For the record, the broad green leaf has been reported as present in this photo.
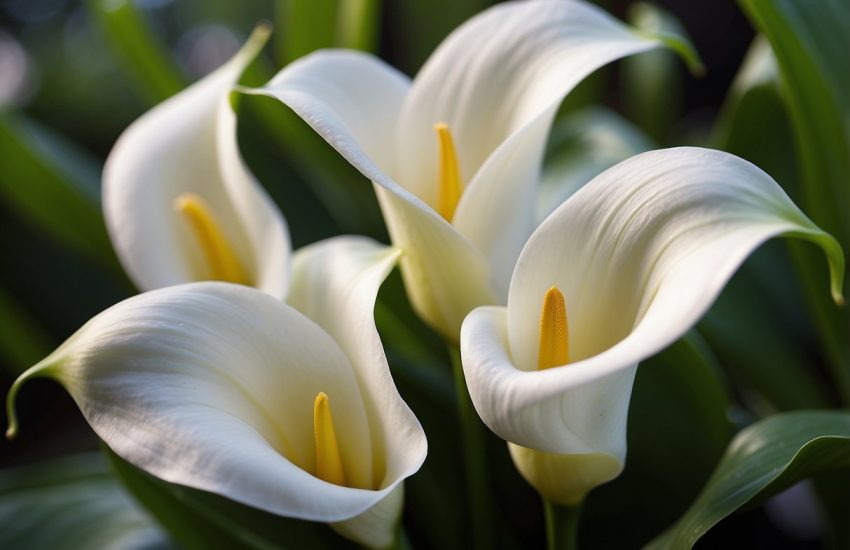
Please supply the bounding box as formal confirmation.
[87,0,187,105]
[714,36,798,199]
[700,244,833,412]
[648,411,850,549]
[337,0,383,53]
[0,453,173,550]
[710,36,838,411]
[0,113,118,270]
[106,447,358,550]
[738,0,850,403]
[276,0,337,64]
[581,332,735,547]
[738,0,850,244]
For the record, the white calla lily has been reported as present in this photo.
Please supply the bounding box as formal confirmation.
[7,237,426,549]
[244,0,678,340]
[103,25,291,298]
[461,147,844,504]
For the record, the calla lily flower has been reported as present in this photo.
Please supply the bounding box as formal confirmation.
[7,237,426,549]
[103,25,291,298]
[460,147,844,505]
[244,0,688,340]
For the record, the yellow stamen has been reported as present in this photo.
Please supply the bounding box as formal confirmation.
[173,193,249,284]
[434,122,462,222]
[313,392,346,486]
[538,286,569,370]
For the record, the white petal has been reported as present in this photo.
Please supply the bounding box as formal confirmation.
[288,236,427,491]
[103,27,290,298]
[246,52,496,339]
[375,187,495,340]
[463,147,843,458]
[398,0,661,293]
[7,283,411,523]
[461,306,635,462]
[245,50,410,190]
[330,484,405,550]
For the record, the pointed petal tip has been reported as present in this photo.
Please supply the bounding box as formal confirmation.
[5,373,26,441]
[5,361,54,441]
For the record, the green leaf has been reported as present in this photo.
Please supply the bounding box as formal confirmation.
[336,0,383,53]
[275,0,337,64]
[87,0,187,105]
[647,411,850,549]
[699,243,834,412]
[0,453,173,550]
[0,113,118,270]
[714,36,798,198]
[738,0,850,245]
[621,2,690,142]
[106,447,357,550]
[582,332,735,547]
[737,0,850,404]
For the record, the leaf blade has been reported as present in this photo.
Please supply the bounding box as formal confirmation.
[648,411,850,549]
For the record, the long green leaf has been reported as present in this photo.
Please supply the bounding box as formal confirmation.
[581,332,735,547]
[738,0,850,244]
[106,447,357,550]
[87,0,186,105]
[337,0,383,52]
[0,113,118,270]
[275,0,337,64]
[0,453,173,550]
[738,0,850,403]
[647,411,850,549]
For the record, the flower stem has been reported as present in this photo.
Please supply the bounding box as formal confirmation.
[389,524,412,550]
[448,345,494,550]
[544,498,582,550]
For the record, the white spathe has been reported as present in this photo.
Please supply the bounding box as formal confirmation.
[461,147,844,501]
[244,0,668,340]
[103,25,290,298]
[7,237,426,549]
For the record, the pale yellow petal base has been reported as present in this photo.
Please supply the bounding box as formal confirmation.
[508,442,622,506]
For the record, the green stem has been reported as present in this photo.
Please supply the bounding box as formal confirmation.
[448,345,494,550]
[544,499,582,550]
[788,241,850,405]
[388,524,412,550]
